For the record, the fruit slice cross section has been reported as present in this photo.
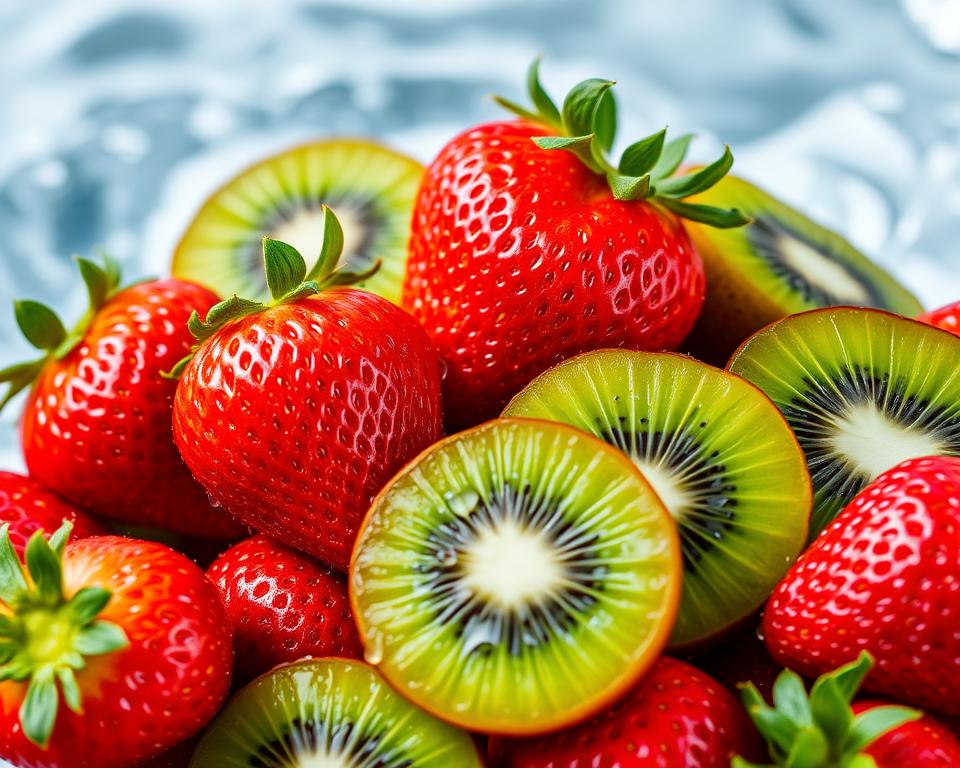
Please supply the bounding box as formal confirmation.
[503,349,811,647]
[190,658,482,767]
[349,418,681,735]
[728,306,960,537]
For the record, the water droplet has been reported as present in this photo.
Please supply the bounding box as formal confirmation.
[205,491,222,509]
[438,358,449,381]
[446,489,480,517]
[364,630,384,665]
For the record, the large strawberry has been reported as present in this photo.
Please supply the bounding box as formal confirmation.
[0,257,243,539]
[173,208,443,570]
[490,656,761,767]
[918,300,960,337]
[736,653,958,767]
[0,471,105,556]
[762,456,960,715]
[207,534,362,683]
[0,524,233,767]
[403,60,747,427]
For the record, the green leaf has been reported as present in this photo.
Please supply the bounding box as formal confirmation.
[305,206,345,283]
[527,57,561,126]
[654,145,735,199]
[0,525,28,605]
[651,133,694,180]
[832,652,874,703]
[95,249,123,292]
[189,296,264,344]
[657,198,752,228]
[592,89,617,152]
[740,682,767,713]
[74,621,128,656]
[263,238,307,301]
[75,256,110,311]
[751,708,799,754]
[772,669,812,726]
[161,353,194,380]
[55,667,82,714]
[67,587,112,625]
[533,134,595,151]
[47,521,72,560]
[785,727,830,768]
[24,532,62,605]
[491,95,543,125]
[810,676,853,745]
[14,300,66,352]
[20,671,58,747]
[561,78,614,139]
[607,173,651,201]
[0,358,46,412]
[842,705,921,755]
[321,260,382,290]
[279,281,322,304]
[618,129,667,176]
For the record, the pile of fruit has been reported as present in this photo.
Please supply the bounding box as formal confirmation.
[1,62,959,767]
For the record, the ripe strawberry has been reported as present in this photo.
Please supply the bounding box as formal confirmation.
[853,700,960,766]
[173,209,443,570]
[0,471,105,556]
[490,657,761,767]
[762,456,960,715]
[918,301,960,337]
[0,524,233,767]
[403,60,747,427]
[0,257,244,539]
[207,534,362,682]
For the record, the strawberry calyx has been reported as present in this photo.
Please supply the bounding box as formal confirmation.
[734,652,920,768]
[165,206,379,378]
[0,255,124,411]
[494,58,750,229]
[0,522,128,748]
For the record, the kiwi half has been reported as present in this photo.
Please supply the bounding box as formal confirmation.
[172,139,423,304]
[190,658,482,767]
[729,307,960,537]
[503,349,810,648]
[681,175,922,364]
[350,418,680,735]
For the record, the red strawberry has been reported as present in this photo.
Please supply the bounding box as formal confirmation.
[853,700,960,766]
[490,657,761,767]
[0,471,105,556]
[0,257,244,539]
[207,534,362,682]
[762,455,960,715]
[0,524,233,767]
[403,60,747,428]
[918,301,960,337]
[173,210,443,570]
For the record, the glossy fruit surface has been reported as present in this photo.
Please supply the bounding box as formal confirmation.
[854,700,960,767]
[918,300,960,337]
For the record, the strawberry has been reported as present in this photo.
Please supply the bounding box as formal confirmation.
[762,455,960,715]
[918,300,960,337]
[402,60,747,427]
[0,471,105,556]
[736,653,952,767]
[173,209,443,570]
[490,657,761,767]
[0,524,233,767]
[0,257,244,539]
[207,534,362,683]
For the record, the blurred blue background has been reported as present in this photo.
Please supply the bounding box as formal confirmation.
[1,0,959,471]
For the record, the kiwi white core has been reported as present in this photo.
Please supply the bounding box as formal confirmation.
[828,401,947,479]
[779,233,870,303]
[268,204,364,271]
[298,753,350,768]
[632,458,695,521]
[460,519,564,609]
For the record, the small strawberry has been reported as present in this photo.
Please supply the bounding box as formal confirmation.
[0,524,233,767]
[403,59,747,428]
[490,657,761,767]
[173,208,443,570]
[0,470,105,556]
[762,455,960,715]
[207,534,362,683]
[736,653,956,767]
[918,301,960,337]
[0,257,244,539]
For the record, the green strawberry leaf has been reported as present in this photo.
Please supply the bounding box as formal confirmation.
[527,57,561,127]
[24,532,62,606]
[773,669,812,726]
[651,133,694,180]
[55,667,82,714]
[75,256,111,311]
[21,671,58,748]
[657,198,752,228]
[561,78,614,139]
[305,206,345,283]
[14,300,66,352]
[618,129,667,177]
[654,145,735,198]
[592,89,617,153]
[842,706,921,756]
[264,237,307,301]
[607,173,651,201]
[67,587,112,625]
[74,620,129,656]
[491,95,543,125]
[0,525,28,605]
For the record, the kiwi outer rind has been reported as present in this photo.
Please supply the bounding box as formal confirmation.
[728,306,960,537]
[349,417,682,736]
[503,349,811,648]
[172,138,424,305]
[681,174,923,365]
[190,657,483,767]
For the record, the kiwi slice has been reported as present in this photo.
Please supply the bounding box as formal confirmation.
[728,307,960,537]
[350,418,680,735]
[503,349,810,648]
[190,658,482,767]
[681,175,922,364]
[172,140,423,304]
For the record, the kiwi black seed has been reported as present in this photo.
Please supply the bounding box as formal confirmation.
[190,658,482,767]
[172,139,423,304]
[681,174,922,364]
[349,418,680,735]
[503,349,811,648]
[729,306,960,538]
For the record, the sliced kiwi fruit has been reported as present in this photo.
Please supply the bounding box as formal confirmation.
[172,139,423,304]
[728,307,960,537]
[350,418,680,735]
[680,174,922,364]
[503,349,810,648]
[190,658,482,767]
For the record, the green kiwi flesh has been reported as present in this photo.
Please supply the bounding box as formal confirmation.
[172,139,423,304]
[729,307,960,537]
[503,349,811,648]
[682,175,922,364]
[190,658,482,767]
[350,418,680,735]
